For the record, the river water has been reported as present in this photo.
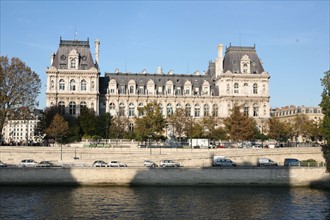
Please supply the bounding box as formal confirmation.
[0,186,329,220]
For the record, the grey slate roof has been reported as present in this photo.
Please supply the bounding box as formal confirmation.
[102,72,219,96]
[223,45,264,74]
[51,38,96,70]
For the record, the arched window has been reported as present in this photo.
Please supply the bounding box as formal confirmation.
[81,80,87,91]
[159,104,163,115]
[242,63,248,73]
[194,104,200,117]
[59,79,65,91]
[138,103,144,117]
[204,104,209,117]
[212,104,218,117]
[109,102,115,110]
[185,104,191,117]
[253,104,259,117]
[128,103,135,117]
[119,103,125,116]
[69,101,76,115]
[176,103,181,110]
[129,123,134,132]
[244,104,249,116]
[167,103,173,116]
[243,83,249,94]
[234,83,239,94]
[70,79,76,91]
[70,58,77,69]
[80,101,87,108]
[58,101,65,114]
[253,83,258,94]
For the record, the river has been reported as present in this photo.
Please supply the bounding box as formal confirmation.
[0,186,329,219]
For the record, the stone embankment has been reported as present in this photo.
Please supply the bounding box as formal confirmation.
[0,146,329,188]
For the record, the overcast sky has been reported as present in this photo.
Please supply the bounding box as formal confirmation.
[1,1,329,109]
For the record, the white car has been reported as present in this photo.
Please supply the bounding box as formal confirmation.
[92,160,108,167]
[160,160,180,167]
[108,160,127,167]
[144,160,158,167]
[20,159,38,167]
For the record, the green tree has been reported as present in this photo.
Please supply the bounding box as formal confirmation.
[320,70,330,171]
[134,101,166,142]
[223,106,257,142]
[78,107,97,136]
[0,56,41,133]
[109,116,130,140]
[201,116,227,141]
[45,113,69,143]
[167,108,187,142]
[267,117,292,143]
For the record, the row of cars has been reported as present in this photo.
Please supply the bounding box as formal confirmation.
[93,160,181,168]
[0,159,60,168]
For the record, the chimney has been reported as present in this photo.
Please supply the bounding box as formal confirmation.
[215,43,223,77]
[50,53,55,66]
[157,66,162,74]
[95,39,100,65]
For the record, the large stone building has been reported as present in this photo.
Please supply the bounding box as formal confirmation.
[46,38,270,133]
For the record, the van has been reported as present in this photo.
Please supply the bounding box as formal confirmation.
[257,158,278,167]
[213,158,236,167]
[284,158,300,167]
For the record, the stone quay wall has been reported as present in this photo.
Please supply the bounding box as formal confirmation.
[1,167,329,188]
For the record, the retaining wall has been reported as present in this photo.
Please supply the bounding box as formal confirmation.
[0,167,329,188]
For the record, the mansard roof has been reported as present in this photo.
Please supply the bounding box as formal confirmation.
[51,37,96,70]
[223,45,264,74]
[103,72,219,95]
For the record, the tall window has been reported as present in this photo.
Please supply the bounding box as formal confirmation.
[242,63,248,73]
[129,86,134,94]
[212,104,218,117]
[204,104,209,117]
[138,103,144,117]
[119,85,125,94]
[185,104,191,116]
[59,79,65,91]
[253,83,258,94]
[119,103,125,116]
[226,84,230,94]
[167,104,173,116]
[81,80,87,91]
[128,103,135,117]
[234,83,239,94]
[59,101,65,114]
[244,105,249,116]
[194,104,200,117]
[69,101,76,115]
[70,79,76,91]
[253,104,259,117]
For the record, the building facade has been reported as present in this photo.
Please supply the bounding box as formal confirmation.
[271,105,324,143]
[46,38,270,133]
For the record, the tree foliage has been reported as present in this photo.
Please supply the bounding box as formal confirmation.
[223,106,257,142]
[201,116,227,141]
[0,56,41,134]
[168,108,188,141]
[45,113,69,142]
[134,101,166,141]
[109,116,130,139]
[78,107,97,136]
[267,117,292,142]
[320,70,330,171]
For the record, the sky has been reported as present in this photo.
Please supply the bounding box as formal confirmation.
[1,0,329,109]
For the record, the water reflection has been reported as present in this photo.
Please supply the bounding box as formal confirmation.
[0,186,329,219]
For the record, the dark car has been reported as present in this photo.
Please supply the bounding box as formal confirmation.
[284,158,300,167]
[37,161,56,167]
[213,158,236,167]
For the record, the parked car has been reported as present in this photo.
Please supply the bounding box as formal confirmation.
[284,158,300,167]
[108,161,127,167]
[144,160,158,167]
[20,159,38,167]
[213,158,236,167]
[0,160,7,167]
[92,160,108,167]
[257,158,278,167]
[37,161,56,167]
[160,160,180,167]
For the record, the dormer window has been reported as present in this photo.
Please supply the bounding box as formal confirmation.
[240,55,251,74]
[68,49,79,70]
